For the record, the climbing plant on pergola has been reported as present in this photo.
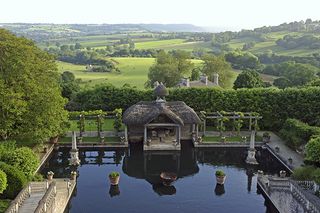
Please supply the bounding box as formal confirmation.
[199,111,262,136]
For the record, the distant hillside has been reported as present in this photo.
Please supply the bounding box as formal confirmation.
[0,23,205,42]
[140,24,205,32]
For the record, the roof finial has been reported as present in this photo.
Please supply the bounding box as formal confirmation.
[154,82,168,102]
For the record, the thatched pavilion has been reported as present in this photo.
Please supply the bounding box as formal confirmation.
[122,83,201,150]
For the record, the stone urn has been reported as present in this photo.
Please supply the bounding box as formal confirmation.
[280,170,286,178]
[160,172,177,186]
[70,171,77,180]
[109,172,120,185]
[262,132,271,143]
[100,136,105,143]
[215,170,226,185]
[288,158,293,164]
[47,171,54,181]
[49,136,59,144]
[221,136,226,143]
[275,146,280,153]
[43,147,48,153]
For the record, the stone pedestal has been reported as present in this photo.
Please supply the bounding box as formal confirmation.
[246,148,258,164]
[70,131,80,166]
[246,131,258,165]
[70,149,80,166]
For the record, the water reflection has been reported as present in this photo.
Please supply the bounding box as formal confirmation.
[214,184,225,196]
[41,146,289,213]
[109,185,120,197]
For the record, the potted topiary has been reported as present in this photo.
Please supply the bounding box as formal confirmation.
[263,132,271,143]
[47,171,54,181]
[215,170,226,185]
[109,172,120,185]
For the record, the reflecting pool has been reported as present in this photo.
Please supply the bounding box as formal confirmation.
[41,144,287,213]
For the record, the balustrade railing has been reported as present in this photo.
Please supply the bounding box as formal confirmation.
[34,182,57,213]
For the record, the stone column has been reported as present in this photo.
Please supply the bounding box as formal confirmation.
[144,126,147,144]
[70,131,80,166]
[124,126,128,143]
[246,131,258,165]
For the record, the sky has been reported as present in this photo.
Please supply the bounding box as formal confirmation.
[1,0,320,30]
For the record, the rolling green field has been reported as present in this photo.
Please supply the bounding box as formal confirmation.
[57,57,238,89]
[58,57,154,89]
[226,31,320,56]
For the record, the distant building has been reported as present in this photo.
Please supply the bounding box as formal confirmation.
[86,64,93,71]
[177,74,219,88]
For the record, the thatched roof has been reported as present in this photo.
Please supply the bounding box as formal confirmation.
[123,101,201,126]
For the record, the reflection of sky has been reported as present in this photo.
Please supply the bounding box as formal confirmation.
[70,163,264,213]
[40,148,287,213]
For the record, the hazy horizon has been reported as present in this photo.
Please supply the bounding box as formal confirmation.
[1,0,320,31]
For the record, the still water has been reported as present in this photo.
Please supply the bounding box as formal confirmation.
[41,144,287,213]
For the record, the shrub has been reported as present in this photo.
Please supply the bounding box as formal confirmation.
[109,172,120,178]
[1,147,39,178]
[31,173,44,182]
[0,162,27,199]
[0,169,7,194]
[0,141,16,157]
[292,166,320,184]
[312,168,320,184]
[306,137,320,164]
[279,119,320,148]
[215,170,225,176]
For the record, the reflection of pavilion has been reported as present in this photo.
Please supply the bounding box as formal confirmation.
[123,149,199,195]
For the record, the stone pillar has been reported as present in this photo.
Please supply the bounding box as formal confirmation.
[213,73,219,86]
[124,126,128,143]
[144,126,147,144]
[246,131,258,165]
[70,131,80,166]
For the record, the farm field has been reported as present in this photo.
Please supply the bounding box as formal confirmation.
[225,31,320,56]
[57,57,238,89]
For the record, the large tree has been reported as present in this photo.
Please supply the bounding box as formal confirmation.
[0,29,68,142]
[201,54,233,88]
[233,70,264,89]
[146,50,194,87]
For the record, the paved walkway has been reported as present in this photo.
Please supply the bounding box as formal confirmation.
[257,131,305,170]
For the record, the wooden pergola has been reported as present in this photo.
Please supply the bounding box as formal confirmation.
[199,111,262,135]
